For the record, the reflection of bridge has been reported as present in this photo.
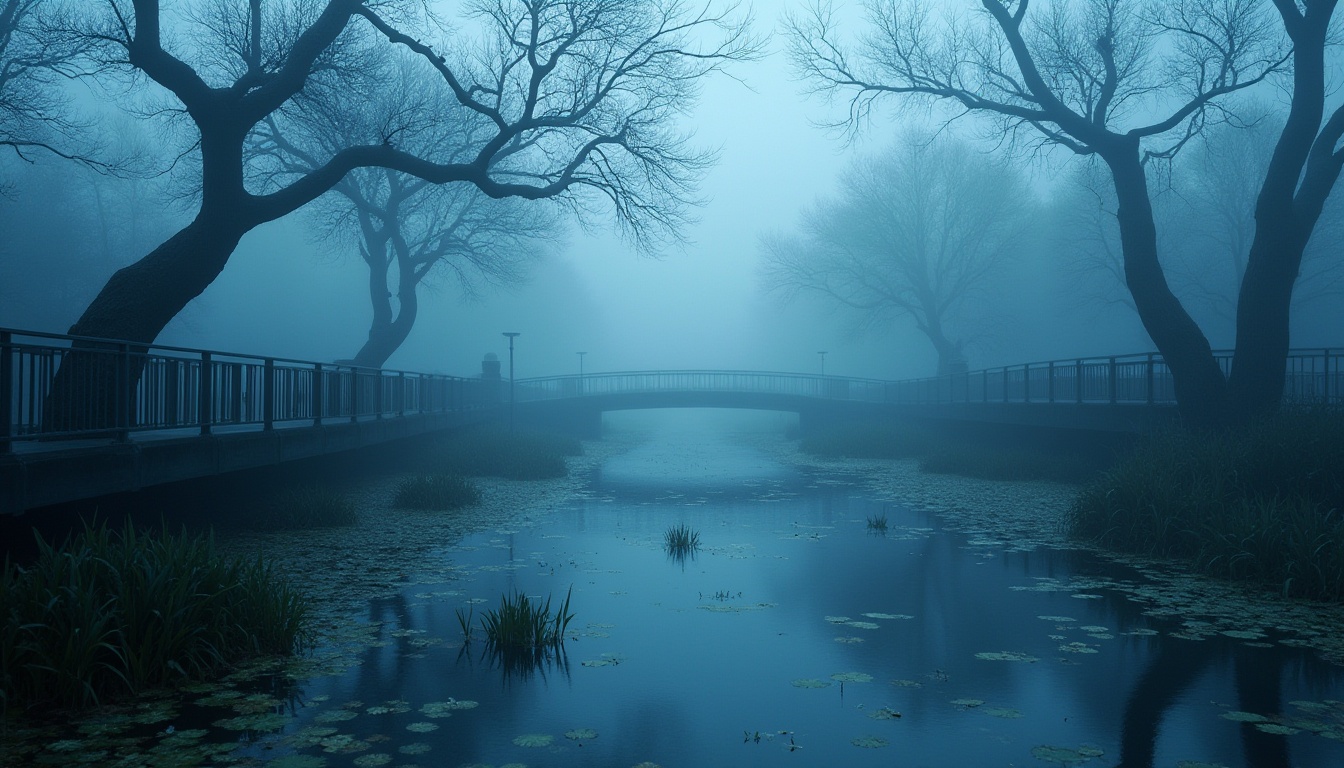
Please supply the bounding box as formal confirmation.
[2,326,1340,513]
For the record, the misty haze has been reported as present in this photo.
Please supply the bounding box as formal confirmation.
[2,1,1344,767]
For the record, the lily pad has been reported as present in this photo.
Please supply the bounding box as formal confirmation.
[268,757,329,768]
[1220,711,1269,723]
[398,743,432,755]
[845,621,881,630]
[831,672,874,683]
[405,722,439,733]
[791,678,832,689]
[1030,744,1104,764]
[1253,723,1299,735]
[420,700,478,717]
[975,651,1039,662]
[212,712,290,731]
[862,612,913,620]
[513,733,554,747]
[951,698,984,708]
[870,707,902,719]
[314,709,359,724]
[352,755,392,768]
[565,728,598,740]
[852,736,889,748]
[984,707,1024,718]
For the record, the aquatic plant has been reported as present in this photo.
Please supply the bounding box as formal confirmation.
[664,524,701,556]
[1068,406,1344,601]
[393,474,480,510]
[431,428,580,480]
[260,485,358,529]
[464,587,574,651]
[1,521,309,712]
[866,513,888,533]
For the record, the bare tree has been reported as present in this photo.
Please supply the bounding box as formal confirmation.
[0,0,108,175]
[786,0,1344,428]
[760,134,1030,375]
[258,53,561,369]
[48,0,756,428]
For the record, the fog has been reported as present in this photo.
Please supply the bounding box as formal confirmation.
[1,0,1340,382]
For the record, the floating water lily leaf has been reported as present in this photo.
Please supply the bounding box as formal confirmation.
[266,756,328,768]
[313,709,359,724]
[1253,723,1299,735]
[852,736,889,748]
[870,707,902,720]
[824,616,851,624]
[406,722,439,733]
[984,707,1024,719]
[1125,628,1160,636]
[845,621,881,630]
[513,733,554,747]
[834,636,865,644]
[951,699,984,708]
[1030,744,1104,764]
[1037,616,1076,623]
[890,679,923,688]
[831,672,874,683]
[398,743,432,755]
[975,651,1039,662]
[352,755,392,768]
[212,712,291,731]
[1221,630,1266,640]
[320,734,370,754]
[420,700,478,717]
[791,679,832,689]
[1220,711,1269,723]
[1070,594,1104,600]
[862,613,913,620]
[565,728,598,740]
[1058,642,1099,654]
[582,653,625,667]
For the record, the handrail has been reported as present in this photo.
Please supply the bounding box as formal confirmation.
[1,327,495,450]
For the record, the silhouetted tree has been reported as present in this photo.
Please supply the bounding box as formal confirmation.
[47,0,755,429]
[760,134,1030,375]
[258,54,561,369]
[788,0,1341,428]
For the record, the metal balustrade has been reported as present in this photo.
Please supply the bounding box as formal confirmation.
[514,350,1341,408]
[3,325,1340,454]
[1,327,489,451]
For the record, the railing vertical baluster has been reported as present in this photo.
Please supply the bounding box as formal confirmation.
[1325,349,1333,403]
[1048,361,1055,403]
[1146,354,1155,406]
[229,363,243,423]
[1075,359,1083,404]
[263,358,275,431]
[116,343,132,442]
[199,351,212,435]
[349,369,359,423]
[312,363,323,425]
[1108,357,1118,404]
[398,371,406,416]
[1023,363,1031,403]
[0,331,12,453]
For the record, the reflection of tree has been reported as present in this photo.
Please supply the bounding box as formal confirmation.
[1118,638,1214,767]
[1234,653,1290,768]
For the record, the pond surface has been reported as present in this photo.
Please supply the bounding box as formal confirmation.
[14,413,1344,767]
[229,414,1343,768]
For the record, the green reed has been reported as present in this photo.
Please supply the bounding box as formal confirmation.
[394,474,481,510]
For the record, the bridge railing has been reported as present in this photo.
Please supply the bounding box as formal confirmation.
[1,327,493,450]
[515,349,1341,408]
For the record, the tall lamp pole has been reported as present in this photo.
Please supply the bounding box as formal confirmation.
[577,352,587,395]
[818,351,827,377]
[503,332,520,432]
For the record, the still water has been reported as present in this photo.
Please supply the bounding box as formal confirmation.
[228,414,1344,768]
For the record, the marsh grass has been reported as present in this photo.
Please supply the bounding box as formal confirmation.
[801,421,1105,482]
[1,521,309,713]
[1068,407,1344,601]
[431,428,581,480]
[866,513,889,533]
[458,587,574,652]
[664,524,701,560]
[258,485,358,530]
[394,474,480,510]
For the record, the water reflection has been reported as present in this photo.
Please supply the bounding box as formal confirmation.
[265,417,1343,767]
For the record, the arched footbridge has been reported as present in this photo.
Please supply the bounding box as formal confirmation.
[2,326,1340,513]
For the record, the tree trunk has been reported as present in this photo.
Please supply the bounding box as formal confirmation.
[1105,148,1229,429]
[351,248,421,370]
[43,212,248,432]
[1226,222,1304,422]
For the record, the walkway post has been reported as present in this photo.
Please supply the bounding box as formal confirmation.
[263,358,275,431]
[198,351,212,436]
[1,330,11,453]
[578,351,586,396]
[504,332,520,432]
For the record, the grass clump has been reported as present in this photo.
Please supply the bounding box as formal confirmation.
[1,521,309,713]
[259,485,358,530]
[433,428,581,480]
[866,513,889,533]
[1068,407,1344,601]
[394,474,480,510]
[458,586,574,651]
[664,523,700,553]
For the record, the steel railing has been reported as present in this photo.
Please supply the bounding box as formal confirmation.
[1,327,496,451]
[514,350,1341,408]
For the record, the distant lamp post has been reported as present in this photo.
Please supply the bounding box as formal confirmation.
[577,352,587,395]
[503,332,520,432]
[818,351,828,377]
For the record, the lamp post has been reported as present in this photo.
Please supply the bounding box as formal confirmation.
[818,351,827,377]
[577,351,586,395]
[503,332,520,432]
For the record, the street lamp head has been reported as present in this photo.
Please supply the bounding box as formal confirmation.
[503,332,520,339]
